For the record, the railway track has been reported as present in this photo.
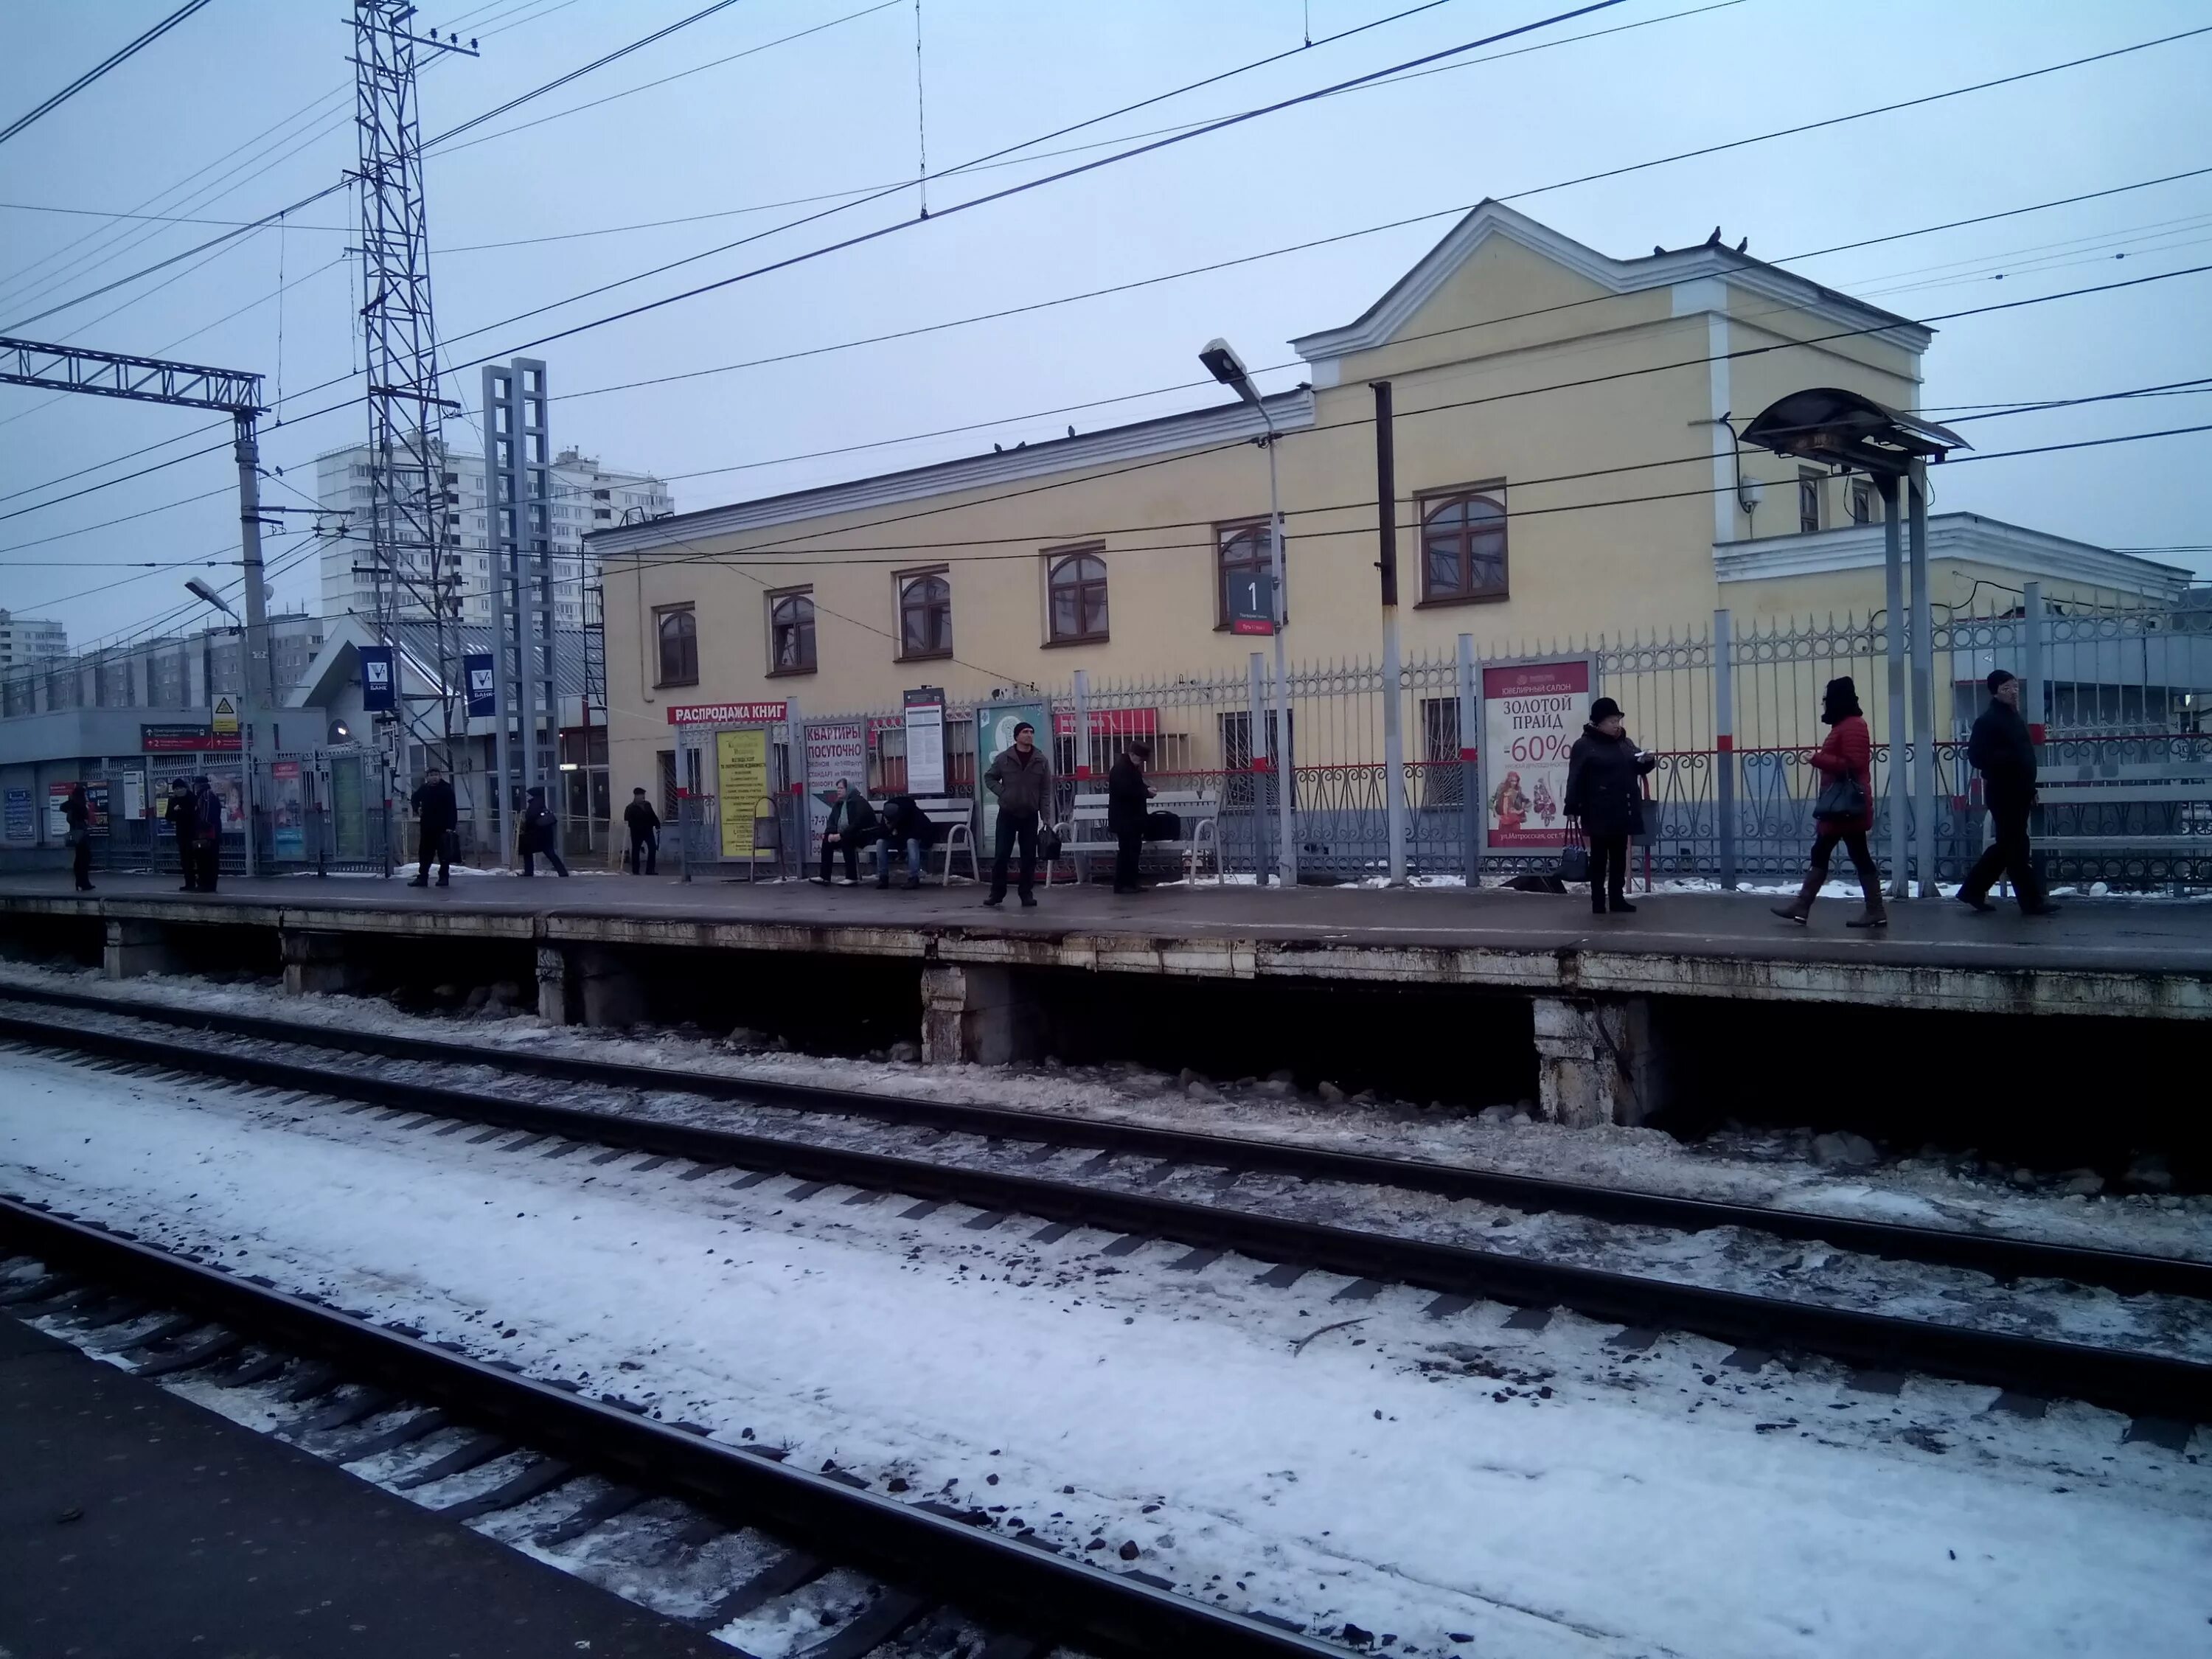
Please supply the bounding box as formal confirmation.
[4,991,2208,1426]
[0,1200,1343,1658]
[7,978,2205,1301]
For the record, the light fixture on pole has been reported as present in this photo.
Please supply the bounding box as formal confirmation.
[1740,389,1967,900]
[1201,336,1295,888]
[185,577,237,619]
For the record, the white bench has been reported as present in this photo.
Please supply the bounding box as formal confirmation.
[904,795,978,885]
[2029,762,2212,863]
[1050,790,1221,886]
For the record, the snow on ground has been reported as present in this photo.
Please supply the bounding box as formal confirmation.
[4,1052,2207,1658]
[2,959,2202,1267]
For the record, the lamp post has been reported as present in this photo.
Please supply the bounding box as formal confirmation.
[1200,337,1295,888]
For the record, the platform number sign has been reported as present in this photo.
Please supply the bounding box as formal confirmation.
[1228,568,1274,636]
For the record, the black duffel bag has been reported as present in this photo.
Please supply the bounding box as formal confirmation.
[1143,810,1180,841]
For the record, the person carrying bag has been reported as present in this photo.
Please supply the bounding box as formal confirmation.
[1772,676,1885,929]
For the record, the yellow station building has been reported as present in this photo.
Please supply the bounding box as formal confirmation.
[596,202,2189,797]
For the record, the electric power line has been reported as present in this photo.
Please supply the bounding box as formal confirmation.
[0,0,218,147]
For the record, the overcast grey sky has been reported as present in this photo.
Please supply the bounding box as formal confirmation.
[3,0,2207,650]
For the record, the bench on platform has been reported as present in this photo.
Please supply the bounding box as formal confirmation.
[2031,762,2212,863]
[1049,790,1221,886]
[905,796,978,885]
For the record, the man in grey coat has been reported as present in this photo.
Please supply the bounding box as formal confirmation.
[982,721,1051,908]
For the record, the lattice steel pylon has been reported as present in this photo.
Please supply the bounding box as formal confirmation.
[351,3,471,669]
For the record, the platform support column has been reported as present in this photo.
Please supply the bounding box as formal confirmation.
[280,929,369,997]
[1531,994,1660,1127]
[920,962,1038,1065]
[575,947,646,1029]
[535,945,571,1025]
[103,919,174,981]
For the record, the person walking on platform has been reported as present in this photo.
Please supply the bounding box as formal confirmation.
[875,793,932,889]
[1773,677,1886,929]
[62,782,94,892]
[1563,698,1655,915]
[1959,668,2058,917]
[1107,740,1155,894]
[983,721,1050,908]
[624,787,661,875]
[165,777,196,890]
[816,779,877,886]
[408,765,457,888]
[190,775,223,893]
[518,785,569,877]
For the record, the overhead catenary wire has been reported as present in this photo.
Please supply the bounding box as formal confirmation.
[0,0,218,148]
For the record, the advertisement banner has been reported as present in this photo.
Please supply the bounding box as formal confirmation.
[975,698,1049,846]
[464,653,496,717]
[804,721,868,846]
[667,700,787,726]
[46,783,75,840]
[902,688,947,796]
[3,788,31,844]
[359,645,397,713]
[208,771,246,831]
[1481,658,1591,849]
[84,781,111,835]
[271,760,305,859]
[119,771,145,825]
[715,728,772,860]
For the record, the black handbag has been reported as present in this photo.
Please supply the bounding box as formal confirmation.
[1037,825,1064,860]
[1144,810,1180,841]
[1813,776,1868,823]
[1557,827,1590,884]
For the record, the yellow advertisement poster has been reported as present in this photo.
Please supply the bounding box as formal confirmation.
[716,728,771,859]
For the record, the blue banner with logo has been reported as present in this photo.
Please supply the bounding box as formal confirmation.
[464,653,496,717]
[359,645,397,712]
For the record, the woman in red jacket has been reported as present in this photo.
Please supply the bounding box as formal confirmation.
[1772,676,1887,928]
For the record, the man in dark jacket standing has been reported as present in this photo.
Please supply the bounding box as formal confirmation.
[982,722,1050,908]
[1563,697,1657,916]
[816,780,877,886]
[408,765,458,888]
[518,785,570,877]
[624,787,661,875]
[1107,740,1155,894]
[165,777,197,890]
[1959,669,2056,916]
[191,776,223,892]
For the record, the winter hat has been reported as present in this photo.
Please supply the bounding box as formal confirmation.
[1013,721,1034,737]
[1986,669,2017,692]
[1589,697,1622,723]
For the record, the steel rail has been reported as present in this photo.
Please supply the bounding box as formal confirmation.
[6,1009,2208,1424]
[4,982,2205,1301]
[0,1196,1344,1659]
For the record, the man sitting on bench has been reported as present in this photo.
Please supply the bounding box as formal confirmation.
[874,793,933,889]
[817,778,877,885]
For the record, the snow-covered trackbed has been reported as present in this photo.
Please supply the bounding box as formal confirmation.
[5,1001,2209,1424]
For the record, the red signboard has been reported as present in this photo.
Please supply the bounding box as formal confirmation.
[142,724,240,753]
[665,701,788,726]
[1052,707,1159,738]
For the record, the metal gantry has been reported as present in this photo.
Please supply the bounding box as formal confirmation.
[0,337,274,874]
[482,357,555,863]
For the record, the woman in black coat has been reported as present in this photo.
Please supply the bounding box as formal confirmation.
[1106,741,1155,894]
[63,783,94,892]
[1562,697,1656,915]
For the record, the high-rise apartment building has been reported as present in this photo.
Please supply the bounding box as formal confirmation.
[0,611,68,671]
[314,439,672,627]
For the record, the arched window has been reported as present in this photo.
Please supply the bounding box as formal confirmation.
[1046,549,1109,643]
[654,604,698,686]
[1419,490,1508,602]
[1216,521,1276,628]
[899,571,952,660]
[768,589,815,675]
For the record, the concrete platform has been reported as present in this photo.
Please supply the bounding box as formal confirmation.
[0,1311,714,1658]
[4,873,2207,1127]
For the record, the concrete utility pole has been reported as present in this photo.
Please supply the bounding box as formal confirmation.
[1373,380,1408,885]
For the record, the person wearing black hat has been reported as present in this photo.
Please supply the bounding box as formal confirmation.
[1958,669,2056,915]
[1772,677,1885,928]
[982,720,1051,907]
[164,777,198,889]
[517,785,570,877]
[408,765,457,888]
[1563,697,1657,915]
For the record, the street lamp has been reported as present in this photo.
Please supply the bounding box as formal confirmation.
[1201,337,1295,888]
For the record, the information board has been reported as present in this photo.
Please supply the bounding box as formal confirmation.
[902,689,946,796]
[715,727,772,860]
[1481,658,1591,849]
[3,788,31,844]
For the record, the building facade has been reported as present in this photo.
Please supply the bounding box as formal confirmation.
[587,204,2191,800]
[0,611,68,672]
[316,439,672,630]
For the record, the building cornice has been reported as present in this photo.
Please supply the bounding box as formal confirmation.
[591,388,1315,557]
[1290,201,1933,370]
[1714,512,2193,597]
